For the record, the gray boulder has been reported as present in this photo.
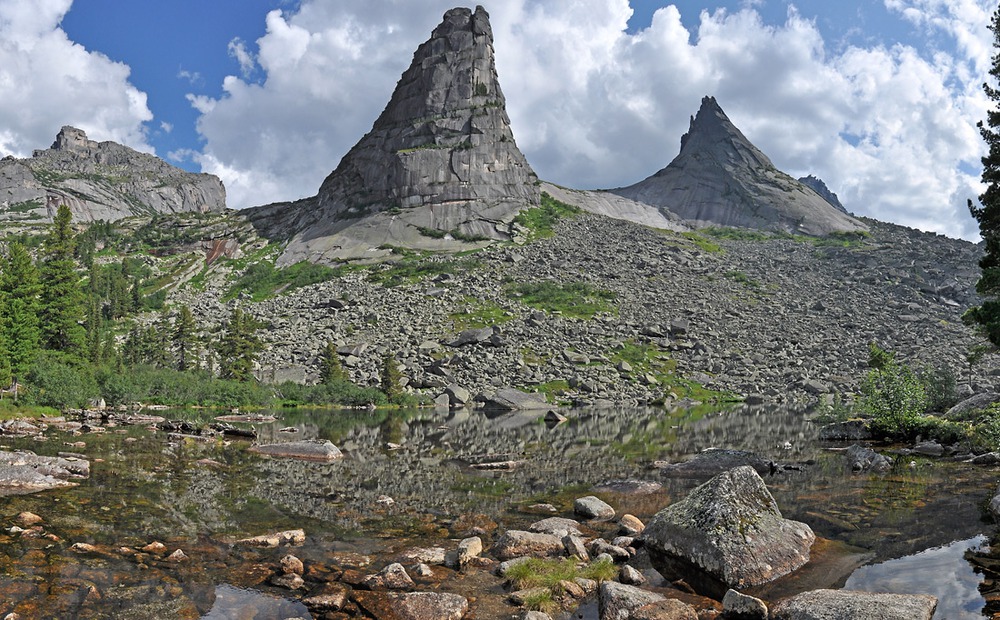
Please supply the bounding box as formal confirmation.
[945,392,1000,420]
[769,589,937,620]
[353,591,468,620]
[0,450,90,496]
[845,444,892,473]
[482,388,550,412]
[640,466,814,592]
[491,530,564,560]
[574,495,616,520]
[249,440,344,462]
[598,581,665,620]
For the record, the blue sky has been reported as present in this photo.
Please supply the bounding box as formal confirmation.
[0,0,995,240]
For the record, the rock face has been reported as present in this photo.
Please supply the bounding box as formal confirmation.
[769,589,937,620]
[0,126,226,223]
[246,6,539,264]
[612,96,867,236]
[639,466,815,593]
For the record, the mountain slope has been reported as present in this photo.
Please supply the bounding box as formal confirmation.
[245,6,539,264]
[0,126,226,224]
[612,96,866,236]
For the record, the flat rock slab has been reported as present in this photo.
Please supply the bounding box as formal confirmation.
[770,589,937,620]
[598,581,665,620]
[491,530,564,560]
[352,591,468,620]
[249,440,344,462]
[640,465,814,593]
[482,388,550,412]
[0,450,90,496]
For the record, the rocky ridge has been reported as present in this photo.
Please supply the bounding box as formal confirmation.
[245,6,539,264]
[0,126,226,224]
[168,208,993,407]
[612,96,867,236]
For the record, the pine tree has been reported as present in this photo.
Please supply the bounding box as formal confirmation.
[318,341,347,384]
[38,205,86,357]
[0,242,42,387]
[380,354,404,402]
[173,305,197,371]
[967,8,1000,347]
[216,307,263,382]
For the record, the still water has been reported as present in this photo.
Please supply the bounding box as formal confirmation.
[0,404,995,618]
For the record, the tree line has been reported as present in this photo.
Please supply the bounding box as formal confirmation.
[0,205,404,410]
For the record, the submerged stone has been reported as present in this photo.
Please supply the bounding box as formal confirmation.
[249,440,344,462]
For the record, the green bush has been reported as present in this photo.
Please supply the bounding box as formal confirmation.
[918,365,958,412]
[513,192,581,241]
[860,344,927,439]
[25,352,98,409]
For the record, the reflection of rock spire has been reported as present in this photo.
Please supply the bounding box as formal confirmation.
[613,96,865,236]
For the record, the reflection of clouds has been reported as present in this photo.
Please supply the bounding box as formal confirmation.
[845,535,988,620]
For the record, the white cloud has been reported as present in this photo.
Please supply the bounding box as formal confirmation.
[177,68,202,85]
[0,0,152,156]
[227,37,256,79]
[188,0,993,240]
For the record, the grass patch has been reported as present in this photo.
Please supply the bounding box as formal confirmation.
[513,192,581,241]
[368,254,482,287]
[224,260,341,301]
[531,380,571,404]
[724,270,761,289]
[450,298,514,330]
[811,229,871,248]
[678,231,723,253]
[505,557,616,612]
[450,476,516,498]
[507,281,616,319]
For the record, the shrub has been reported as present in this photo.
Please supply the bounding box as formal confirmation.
[919,365,958,412]
[24,352,98,409]
[860,344,927,439]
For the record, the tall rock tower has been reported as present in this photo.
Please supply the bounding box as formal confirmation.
[248,6,539,264]
[613,96,865,236]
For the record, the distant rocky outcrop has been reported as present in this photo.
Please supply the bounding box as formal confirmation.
[246,6,539,264]
[0,126,226,223]
[798,174,849,214]
[612,96,866,236]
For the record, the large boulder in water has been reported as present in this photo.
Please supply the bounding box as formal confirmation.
[249,440,344,462]
[0,450,89,496]
[770,589,937,620]
[639,466,814,594]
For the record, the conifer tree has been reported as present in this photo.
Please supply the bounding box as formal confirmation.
[380,354,404,402]
[39,205,86,357]
[967,7,1000,346]
[216,307,262,382]
[0,242,41,387]
[173,305,197,371]
[318,341,347,384]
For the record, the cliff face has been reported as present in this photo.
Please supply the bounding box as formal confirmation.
[612,97,866,236]
[0,126,226,224]
[245,6,539,264]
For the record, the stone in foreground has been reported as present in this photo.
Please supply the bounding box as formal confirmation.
[639,465,814,593]
[352,591,468,620]
[769,589,937,620]
[249,440,344,462]
[598,581,665,620]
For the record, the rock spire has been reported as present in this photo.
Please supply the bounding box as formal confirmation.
[248,6,539,263]
[612,96,866,236]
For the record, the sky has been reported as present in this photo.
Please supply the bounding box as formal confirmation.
[0,0,995,241]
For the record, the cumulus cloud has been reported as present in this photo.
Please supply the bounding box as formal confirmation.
[0,0,152,156]
[189,0,993,240]
[227,38,257,79]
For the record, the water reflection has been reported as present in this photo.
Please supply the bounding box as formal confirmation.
[845,536,988,620]
[201,584,309,619]
[0,404,994,617]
